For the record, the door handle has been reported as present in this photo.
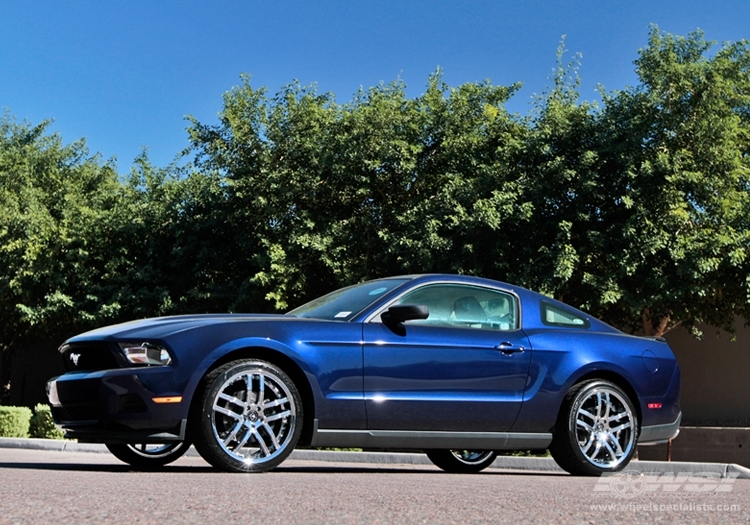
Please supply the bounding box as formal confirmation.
[495,342,525,355]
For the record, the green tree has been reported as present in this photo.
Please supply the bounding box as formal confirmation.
[485,31,750,338]
[504,45,607,301]
[186,72,528,310]
[0,114,120,346]
[4,25,747,392]
[591,28,750,336]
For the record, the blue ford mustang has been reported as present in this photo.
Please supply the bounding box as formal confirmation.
[47,274,680,475]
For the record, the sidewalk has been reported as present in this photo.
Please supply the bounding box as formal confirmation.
[2,436,749,478]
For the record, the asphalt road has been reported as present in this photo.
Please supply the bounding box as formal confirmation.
[1,448,748,525]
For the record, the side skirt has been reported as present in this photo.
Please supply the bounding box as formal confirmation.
[309,420,552,450]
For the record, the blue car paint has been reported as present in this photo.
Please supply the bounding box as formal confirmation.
[513,329,679,432]
[48,274,681,446]
[362,321,532,431]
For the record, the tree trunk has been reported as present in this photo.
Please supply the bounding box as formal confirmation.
[641,307,676,337]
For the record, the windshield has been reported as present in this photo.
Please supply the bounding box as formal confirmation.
[287,278,410,321]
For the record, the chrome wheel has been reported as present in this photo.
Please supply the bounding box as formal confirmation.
[126,442,186,458]
[450,450,496,465]
[106,441,190,467]
[550,379,638,476]
[212,368,297,463]
[193,360,302,472]
[575,386,635,469]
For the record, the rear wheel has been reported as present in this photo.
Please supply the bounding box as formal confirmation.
[106,441,191,468]
[550,380,638,476]
[426,450,498,473]
[191,359,302,473]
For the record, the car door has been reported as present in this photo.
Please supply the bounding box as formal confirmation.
[362,283,531,432]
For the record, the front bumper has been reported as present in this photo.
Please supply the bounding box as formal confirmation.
[47,367,188,444]
[62,419,189,444]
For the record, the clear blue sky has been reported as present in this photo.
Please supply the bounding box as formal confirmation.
[2,0,749,172]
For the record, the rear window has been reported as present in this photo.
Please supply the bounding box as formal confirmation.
[541,302,590,329]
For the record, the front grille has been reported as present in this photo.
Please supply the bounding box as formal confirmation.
[60,342,123,372]
[52,402,99,423]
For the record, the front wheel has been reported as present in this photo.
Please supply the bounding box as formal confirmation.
[106,441,191,468]
[426,450,498,473]
[191,359,302,473]
[550,380,638,476]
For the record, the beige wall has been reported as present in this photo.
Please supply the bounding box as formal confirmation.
[664,319,750,425]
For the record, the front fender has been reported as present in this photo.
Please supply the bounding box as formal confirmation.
[179,336,322,415]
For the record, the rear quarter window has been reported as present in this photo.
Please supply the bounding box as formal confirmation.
[541,302,590,329]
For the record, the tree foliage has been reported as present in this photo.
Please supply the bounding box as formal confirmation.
[593,28,750,336]
[184,29,750,337]
[0,116,223,353]
[0,114,120,348]
[1,26,748,384]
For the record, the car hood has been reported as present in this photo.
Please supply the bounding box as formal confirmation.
[66,314,297,342]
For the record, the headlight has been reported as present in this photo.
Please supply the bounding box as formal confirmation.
[118,342,172,366]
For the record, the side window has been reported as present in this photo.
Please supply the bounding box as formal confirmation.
[390,284,517,331]
[541,302,590,329]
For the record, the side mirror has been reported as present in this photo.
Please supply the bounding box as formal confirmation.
[381,304,429,326]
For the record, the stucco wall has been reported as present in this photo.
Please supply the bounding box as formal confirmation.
[664,320,750,425]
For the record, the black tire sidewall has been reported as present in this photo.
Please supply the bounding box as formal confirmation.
[106,441,190,468]
[425,449,498,473]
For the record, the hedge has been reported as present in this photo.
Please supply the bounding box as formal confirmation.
[30,404,65,440]
[0,406,32,437]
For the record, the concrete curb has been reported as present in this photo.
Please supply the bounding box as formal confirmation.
[287,449,750,478]
[2,437,749,478]
[0,436,111,454]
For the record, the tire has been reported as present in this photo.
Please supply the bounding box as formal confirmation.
[191,359,302,473]
[106,441,191,468]
[425,450,498,473]
[550,379,638,476]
